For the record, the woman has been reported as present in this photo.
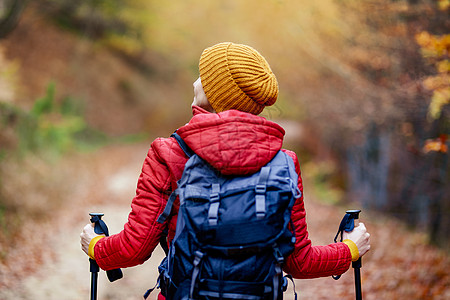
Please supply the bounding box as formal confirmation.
[81,42,370,295]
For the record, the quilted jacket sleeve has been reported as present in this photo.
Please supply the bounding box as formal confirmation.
[93,138,172,270]
[283,150,352,278]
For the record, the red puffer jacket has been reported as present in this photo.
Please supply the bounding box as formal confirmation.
[94,106,351,278]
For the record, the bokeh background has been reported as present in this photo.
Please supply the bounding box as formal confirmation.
[0,0,448,299]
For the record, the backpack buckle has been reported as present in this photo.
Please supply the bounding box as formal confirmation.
[255,184,266,194]
[193,251,204,266]
[273,246,284,264]
[255,184,267,220]
[210,193,219,203]
[208,184,220,226]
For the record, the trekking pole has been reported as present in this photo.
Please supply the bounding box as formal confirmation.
[90,257,99,300]
[347,210,362,300]
[89,213,123,300]
[332,209,363,300]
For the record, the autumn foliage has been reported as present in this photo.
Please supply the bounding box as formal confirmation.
[416,31,450,120]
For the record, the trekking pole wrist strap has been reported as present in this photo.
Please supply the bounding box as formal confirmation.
[332,212,356,280]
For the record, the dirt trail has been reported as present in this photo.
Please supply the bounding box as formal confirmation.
[0,142,448,300]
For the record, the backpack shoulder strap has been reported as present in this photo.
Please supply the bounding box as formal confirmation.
[171,131,194,158]
[156,131,194,224]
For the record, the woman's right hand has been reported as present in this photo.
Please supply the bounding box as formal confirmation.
[343,222,371,257]
[80,223,104,256]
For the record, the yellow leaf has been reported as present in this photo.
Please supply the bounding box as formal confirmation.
[415,31,432,48]
[429,88,450,119]
[438,0,450,11]
[423,136,448,153]
[423,74,449,90]
[437,60,450,73]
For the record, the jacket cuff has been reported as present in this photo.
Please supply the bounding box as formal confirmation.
[88,236,104,260]
[343,239,359,262]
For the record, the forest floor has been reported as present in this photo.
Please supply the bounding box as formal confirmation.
[0,141,448,300]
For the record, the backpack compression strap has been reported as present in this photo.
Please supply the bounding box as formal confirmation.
[256,166,270,220]
[189,251,204,300]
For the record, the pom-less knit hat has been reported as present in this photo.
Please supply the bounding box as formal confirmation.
[199,42,278,115]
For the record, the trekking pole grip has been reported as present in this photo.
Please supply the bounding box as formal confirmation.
[346,209,361,227]
[345,210,363,300]
[332,209,361,279]
[346,210,362,267]
[89,213,123,282]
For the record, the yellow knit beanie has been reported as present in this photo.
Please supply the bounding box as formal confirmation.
[199,42,278,115]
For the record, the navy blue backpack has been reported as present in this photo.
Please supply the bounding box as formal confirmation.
[150,132,301,300]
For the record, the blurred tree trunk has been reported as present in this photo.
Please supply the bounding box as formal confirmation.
[346,123,392,210]
[322,0,450,250]
[0,0,27,39]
